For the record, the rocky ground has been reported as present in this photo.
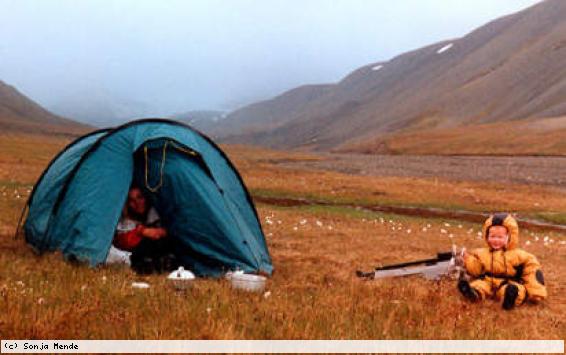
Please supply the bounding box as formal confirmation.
[279,153,566,188]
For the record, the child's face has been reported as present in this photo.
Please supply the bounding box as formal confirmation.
[128,188,147,216]
[487,225,509,250]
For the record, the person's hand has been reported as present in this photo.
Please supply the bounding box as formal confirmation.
[455,249,470,266]
[142,227,167,240]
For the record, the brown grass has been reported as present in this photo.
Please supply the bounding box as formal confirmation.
[1,134,565,339]
[339,116,566,156]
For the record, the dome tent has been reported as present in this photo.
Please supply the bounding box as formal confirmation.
[22,119,273,277]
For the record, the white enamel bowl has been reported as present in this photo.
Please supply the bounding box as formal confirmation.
[230,273,266,292]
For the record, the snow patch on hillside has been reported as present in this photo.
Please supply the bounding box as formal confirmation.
[437,43,453,54]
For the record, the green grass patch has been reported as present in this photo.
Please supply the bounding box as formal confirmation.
[532,212,566,225]
[257,201,478,229]
[251,187,482,214]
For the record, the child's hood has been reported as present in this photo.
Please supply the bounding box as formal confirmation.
[482,213,519,250]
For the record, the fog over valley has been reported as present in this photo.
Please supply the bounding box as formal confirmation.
[0,0,540,127]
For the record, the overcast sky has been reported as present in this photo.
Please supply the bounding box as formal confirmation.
[0,0,541,121]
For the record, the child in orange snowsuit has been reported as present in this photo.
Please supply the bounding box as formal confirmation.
[458,213,547,310]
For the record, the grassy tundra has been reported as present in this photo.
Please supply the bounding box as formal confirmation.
[1,134,565,339]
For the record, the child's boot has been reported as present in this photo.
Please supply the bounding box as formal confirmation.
[502,284,519,310]
[458,280,480,302]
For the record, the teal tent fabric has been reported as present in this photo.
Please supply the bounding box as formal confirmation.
[23,119,273,276]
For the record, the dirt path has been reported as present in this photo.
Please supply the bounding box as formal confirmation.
[280,154,566,188]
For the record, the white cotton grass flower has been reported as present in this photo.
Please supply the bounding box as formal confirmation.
[448,234,454,239]
[293,227,298,231]
[535,236,540,242]
[440,229,448,234]
[263,291,271,299]
[37,297,45,305]
[327,226,333,230]
[132,282,150,289]
[444,223,451,227]
[300,219,307,225]
[407,229,412,234]
[422,227,427,232]
[316,220,323,227]
[525,241,531,246]
[543,236,549,242]
[206,307,212,314]
[16,281,24,287]
[559,241,566,245]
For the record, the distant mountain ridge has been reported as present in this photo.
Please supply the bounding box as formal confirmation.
[170,110,227,133]
[49,88,153,128]
[0,80,88,135]
[215,0,566,153]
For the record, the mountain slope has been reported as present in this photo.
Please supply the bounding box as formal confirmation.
[0,80,88,135]
[209,84,333,137]
[170,110,227,134]
[218,0,566,152]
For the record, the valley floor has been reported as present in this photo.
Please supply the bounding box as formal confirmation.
[280,153,566,188]
[1,135,564,339]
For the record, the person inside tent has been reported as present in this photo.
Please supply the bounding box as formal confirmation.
[113,185,177,274]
